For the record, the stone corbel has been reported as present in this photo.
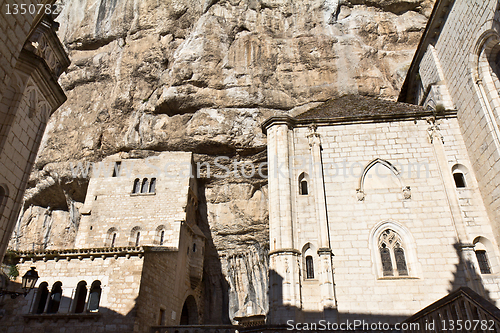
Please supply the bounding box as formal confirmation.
[402,186,411,199]
[307,124,321,148]
[356,189,365,201]
[426,116,444,144]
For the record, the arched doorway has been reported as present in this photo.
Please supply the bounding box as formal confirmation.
[179,295,198,325]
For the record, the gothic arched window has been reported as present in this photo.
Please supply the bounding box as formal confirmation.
[378,229,408,277]
[305,256,314,279]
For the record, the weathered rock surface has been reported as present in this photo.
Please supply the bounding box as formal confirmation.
[12,0,435,323]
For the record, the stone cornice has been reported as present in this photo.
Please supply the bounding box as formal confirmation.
[15,246,177,262]
[268,248,301,256]
[261,115,295,135]
[261,109,457,133]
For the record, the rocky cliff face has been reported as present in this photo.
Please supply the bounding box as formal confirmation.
[12,0,434,323]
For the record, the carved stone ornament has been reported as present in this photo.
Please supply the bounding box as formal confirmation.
[403,186,411,199]
[426,116,444,144]
[356,189,365,201]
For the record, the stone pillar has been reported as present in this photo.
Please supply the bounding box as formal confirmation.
[264,117,301,324]
[428,117,482,291]
[307,126,337,318]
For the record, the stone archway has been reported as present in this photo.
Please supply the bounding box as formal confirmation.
[180,295,198,325]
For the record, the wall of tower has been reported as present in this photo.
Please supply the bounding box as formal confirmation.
[411,0,500,254]
[75,151,195,249]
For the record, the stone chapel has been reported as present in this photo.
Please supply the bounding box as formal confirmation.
[3,0,500,332]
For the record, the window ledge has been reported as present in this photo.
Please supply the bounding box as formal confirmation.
[377,276,419,280]
[130,192,156,196]
[23,312,101,322]
[303,279,319,283]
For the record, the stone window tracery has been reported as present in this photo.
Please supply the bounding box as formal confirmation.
[378,229,408,277]
[475,250,492,274]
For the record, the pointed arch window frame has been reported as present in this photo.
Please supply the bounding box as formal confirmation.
[356,159,411,201]
[369,221,419,279]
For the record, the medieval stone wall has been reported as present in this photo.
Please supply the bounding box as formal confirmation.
[414,0,500,256]
[266,112,500,323]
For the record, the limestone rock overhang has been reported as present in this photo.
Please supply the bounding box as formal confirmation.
[14,246,176,262]
[398,0,455,103]
[261,94,457,134]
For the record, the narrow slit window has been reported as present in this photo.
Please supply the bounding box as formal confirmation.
[149,178,156,193]
[133,178,140,194]
[141,178,149,193]
[135,232,141,247]
[112,161,121,177]
[380,245,393,276]
[394,246,408,276]
[298,173,309,195]
[111,233,116,247]
[453,172,466,188]
[476,250,491,274]
[305,256,314,279]
[160,230,165,245]
[300,180,308,195]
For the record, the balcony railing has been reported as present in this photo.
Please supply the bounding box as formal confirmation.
[403,287,500,332]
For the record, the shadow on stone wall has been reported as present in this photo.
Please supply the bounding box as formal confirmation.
[449,241,493,303]
[197,179,231,324]
[266,240,497,330]
[0,281,137,333]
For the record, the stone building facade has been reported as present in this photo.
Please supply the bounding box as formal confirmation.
[400,0,500,255]
[262,95,500,324]
[0,0,70,262]
[1,152,206,333]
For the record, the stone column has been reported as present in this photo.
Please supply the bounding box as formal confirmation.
[428,117,481,291]
[264,117,301,324]
[307,126,337,317]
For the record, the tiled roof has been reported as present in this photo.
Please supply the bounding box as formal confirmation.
[296,94,426,120]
